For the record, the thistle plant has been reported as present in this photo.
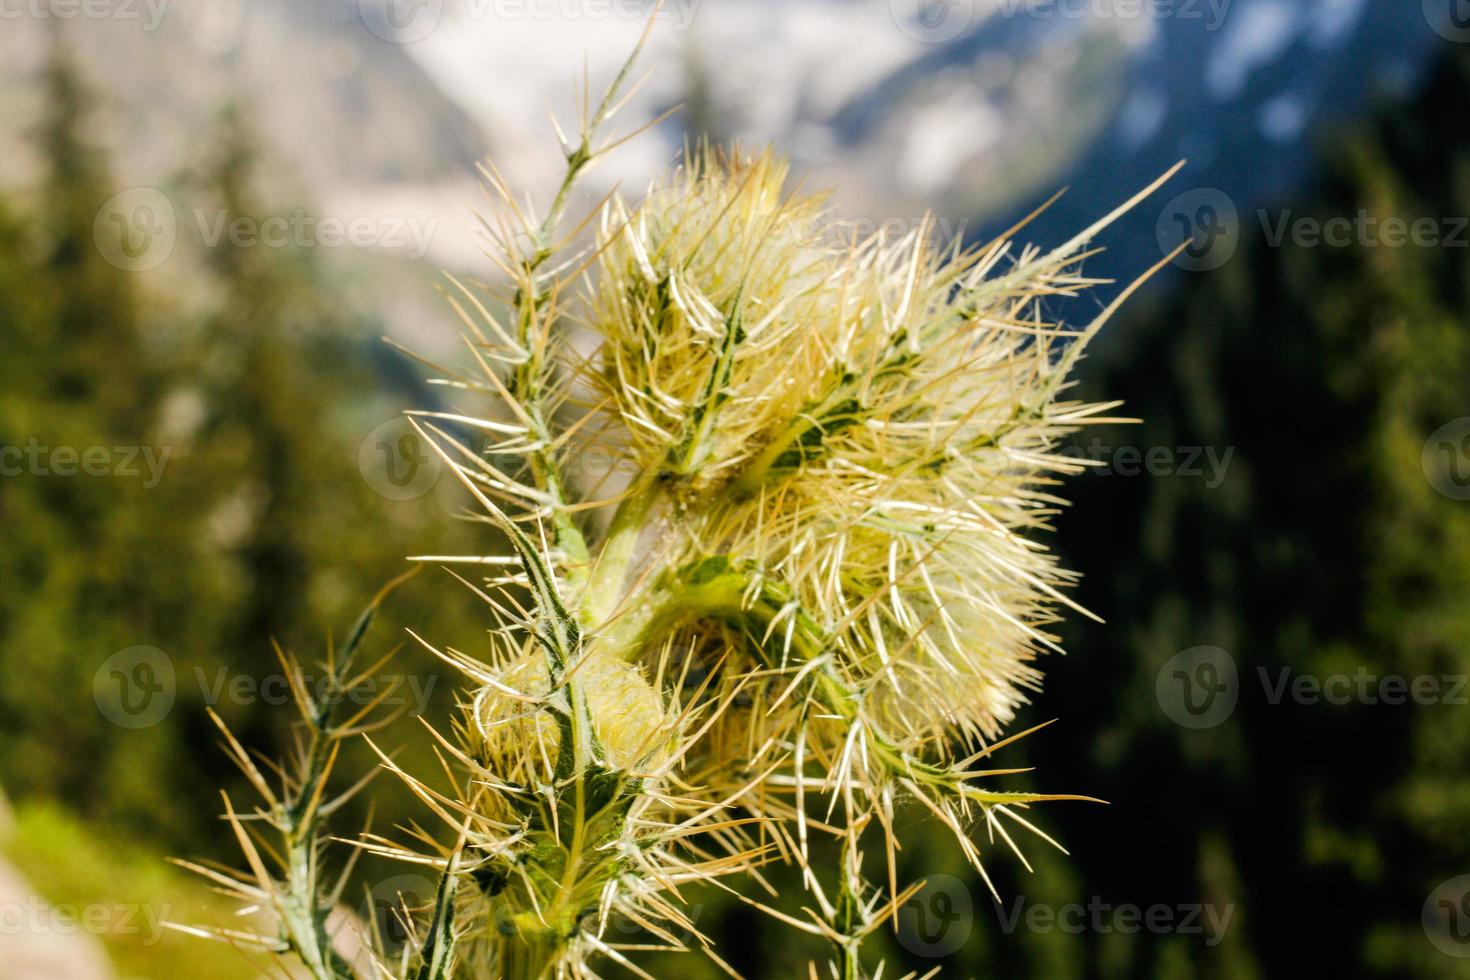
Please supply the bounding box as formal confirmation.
[186,23,1181,980]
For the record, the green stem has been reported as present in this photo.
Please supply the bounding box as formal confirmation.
[836,828,865,980]
[501,23,656,591]
[272,573,413,979]
[579,469,664,627]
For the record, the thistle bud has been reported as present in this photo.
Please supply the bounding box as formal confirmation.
[467,650,670,778]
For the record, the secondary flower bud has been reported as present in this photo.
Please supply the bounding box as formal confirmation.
[468,650,670,775]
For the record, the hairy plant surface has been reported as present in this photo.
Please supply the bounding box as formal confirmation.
[187,28,1176,980]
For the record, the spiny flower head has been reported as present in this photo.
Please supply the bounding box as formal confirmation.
[191,29,1176,980]
[392,119,1175,972]
[585,145,1120,746]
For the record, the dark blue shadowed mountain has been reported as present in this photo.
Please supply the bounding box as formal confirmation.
[834,0,1446,309]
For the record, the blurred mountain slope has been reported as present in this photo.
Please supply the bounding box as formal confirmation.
[0,0,489,197]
